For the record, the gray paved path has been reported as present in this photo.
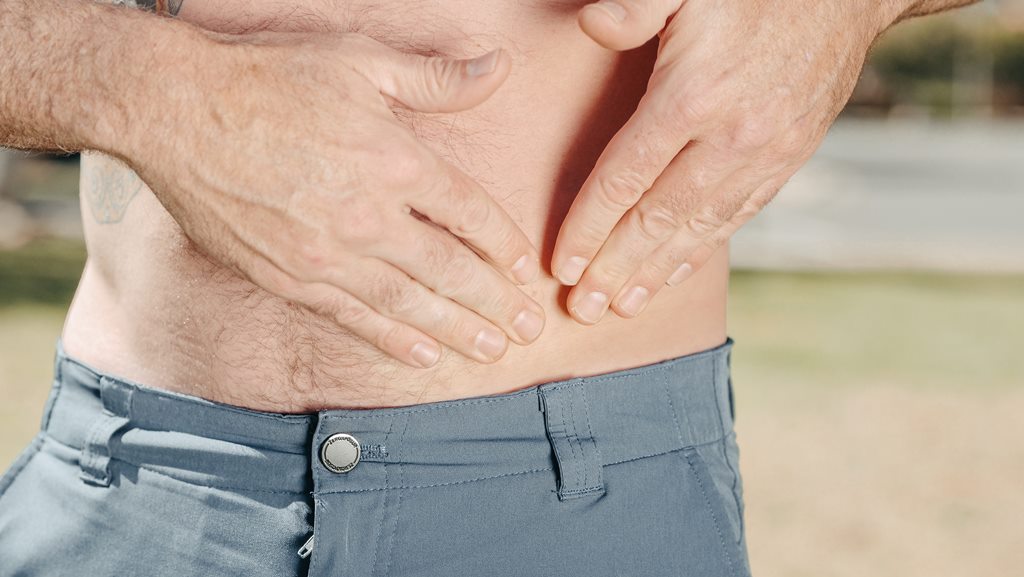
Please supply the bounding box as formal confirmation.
[731,119,1024,272]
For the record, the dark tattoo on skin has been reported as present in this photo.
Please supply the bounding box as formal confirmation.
[110,0,184,16]
[86,160,143,224]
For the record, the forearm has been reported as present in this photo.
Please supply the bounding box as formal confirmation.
[0,0,198,156]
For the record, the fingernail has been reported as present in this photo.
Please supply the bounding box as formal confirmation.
[410,342,441,368]
[466,49,500,77]
[666,263,693,286]
[572,291,608,324]
[475,327,507,360]
[594,0,627,23]
[557,256,589,286]
[511,254,538,284]
[512,309,544,343]
[618,286,650,317]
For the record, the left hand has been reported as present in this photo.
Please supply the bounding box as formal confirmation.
[551,0,898,323]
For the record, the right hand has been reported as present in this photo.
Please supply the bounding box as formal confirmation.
[125,32,545,368]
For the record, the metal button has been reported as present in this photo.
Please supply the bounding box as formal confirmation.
[320,433,360,474]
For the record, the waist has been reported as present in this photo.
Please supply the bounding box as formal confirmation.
[40,337,736,494]
[62,249,728,410]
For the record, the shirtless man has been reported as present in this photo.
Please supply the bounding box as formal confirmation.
[0,0,977,575]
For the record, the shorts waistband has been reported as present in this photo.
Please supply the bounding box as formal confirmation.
[41,339,736,499]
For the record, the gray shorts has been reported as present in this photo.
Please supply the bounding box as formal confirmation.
[0,339,751,576]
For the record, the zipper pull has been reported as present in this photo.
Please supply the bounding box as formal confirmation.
[297,534,315,559]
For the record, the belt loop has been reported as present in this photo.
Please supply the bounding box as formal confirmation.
[715,346,735,433]
[538,381,605,501]
[725,346,736,424]
[79,377,134,487]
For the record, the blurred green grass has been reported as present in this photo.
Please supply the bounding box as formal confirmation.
[0,238,86,306]
[729,270,1024,391]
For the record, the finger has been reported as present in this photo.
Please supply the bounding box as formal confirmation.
[408,162,541,285]
[610,167,793,319]
[551,85,694,287]
[248,258,445,369]
[370,215,546,346]
[344,35,512,113]
[322,255,519,364]
[565,141,737,324]
[578,0,684,51]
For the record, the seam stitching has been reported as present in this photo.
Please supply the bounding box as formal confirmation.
[661,375,686,449]
[566,390,583,491]
[381,415,410,577]
[580,384,602,490]
[685,449,739,577]
[317,466,554,494]
[367,416,396,575]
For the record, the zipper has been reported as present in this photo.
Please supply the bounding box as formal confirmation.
[297,534,315,559]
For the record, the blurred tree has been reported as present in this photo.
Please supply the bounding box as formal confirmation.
[848,7,1024,116]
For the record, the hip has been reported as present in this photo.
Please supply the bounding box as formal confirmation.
[61,249,729,411]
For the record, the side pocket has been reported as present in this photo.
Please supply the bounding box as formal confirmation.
[0,434,44,505]
[681,445,751,576]
[722,431,746,544]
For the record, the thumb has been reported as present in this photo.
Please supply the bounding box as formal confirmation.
[578,0,683,51]
[365,45,512,113]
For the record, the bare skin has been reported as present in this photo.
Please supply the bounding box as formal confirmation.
[1,0,975,412]
[64,0,728,411]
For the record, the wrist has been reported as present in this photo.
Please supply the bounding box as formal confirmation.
[874,0,917,31]
[76,5,218,165]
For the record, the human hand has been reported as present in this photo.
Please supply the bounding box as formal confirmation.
[125,32,545,368]
[551,0,898,323]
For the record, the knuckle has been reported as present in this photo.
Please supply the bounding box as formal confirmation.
[595,171,650,210]
[633,202,680,241]
[332,296,372,326]
[432,252,477,298]
[659,247,690,275]
[419,234,457,276]
[486,225,521,267]
[726,115,777,154]
[452,198,491,237]
[483,287,524,322]
[745,182,784,216]
[751,188,777,212]
[258,267,301,299]
[294,235,329,275]
[370,276,421,317]
[685,204,726,238]
[422,298,456,329]
[419,55,459,101]
[701,234,728,253]
[377,141,430,187]
[668,89,713,127]
[373,323,409,357]
[732,199,763,222]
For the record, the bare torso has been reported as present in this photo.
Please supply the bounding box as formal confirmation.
[61,0,729,412]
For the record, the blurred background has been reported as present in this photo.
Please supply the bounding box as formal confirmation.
[1,2,1022,576]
